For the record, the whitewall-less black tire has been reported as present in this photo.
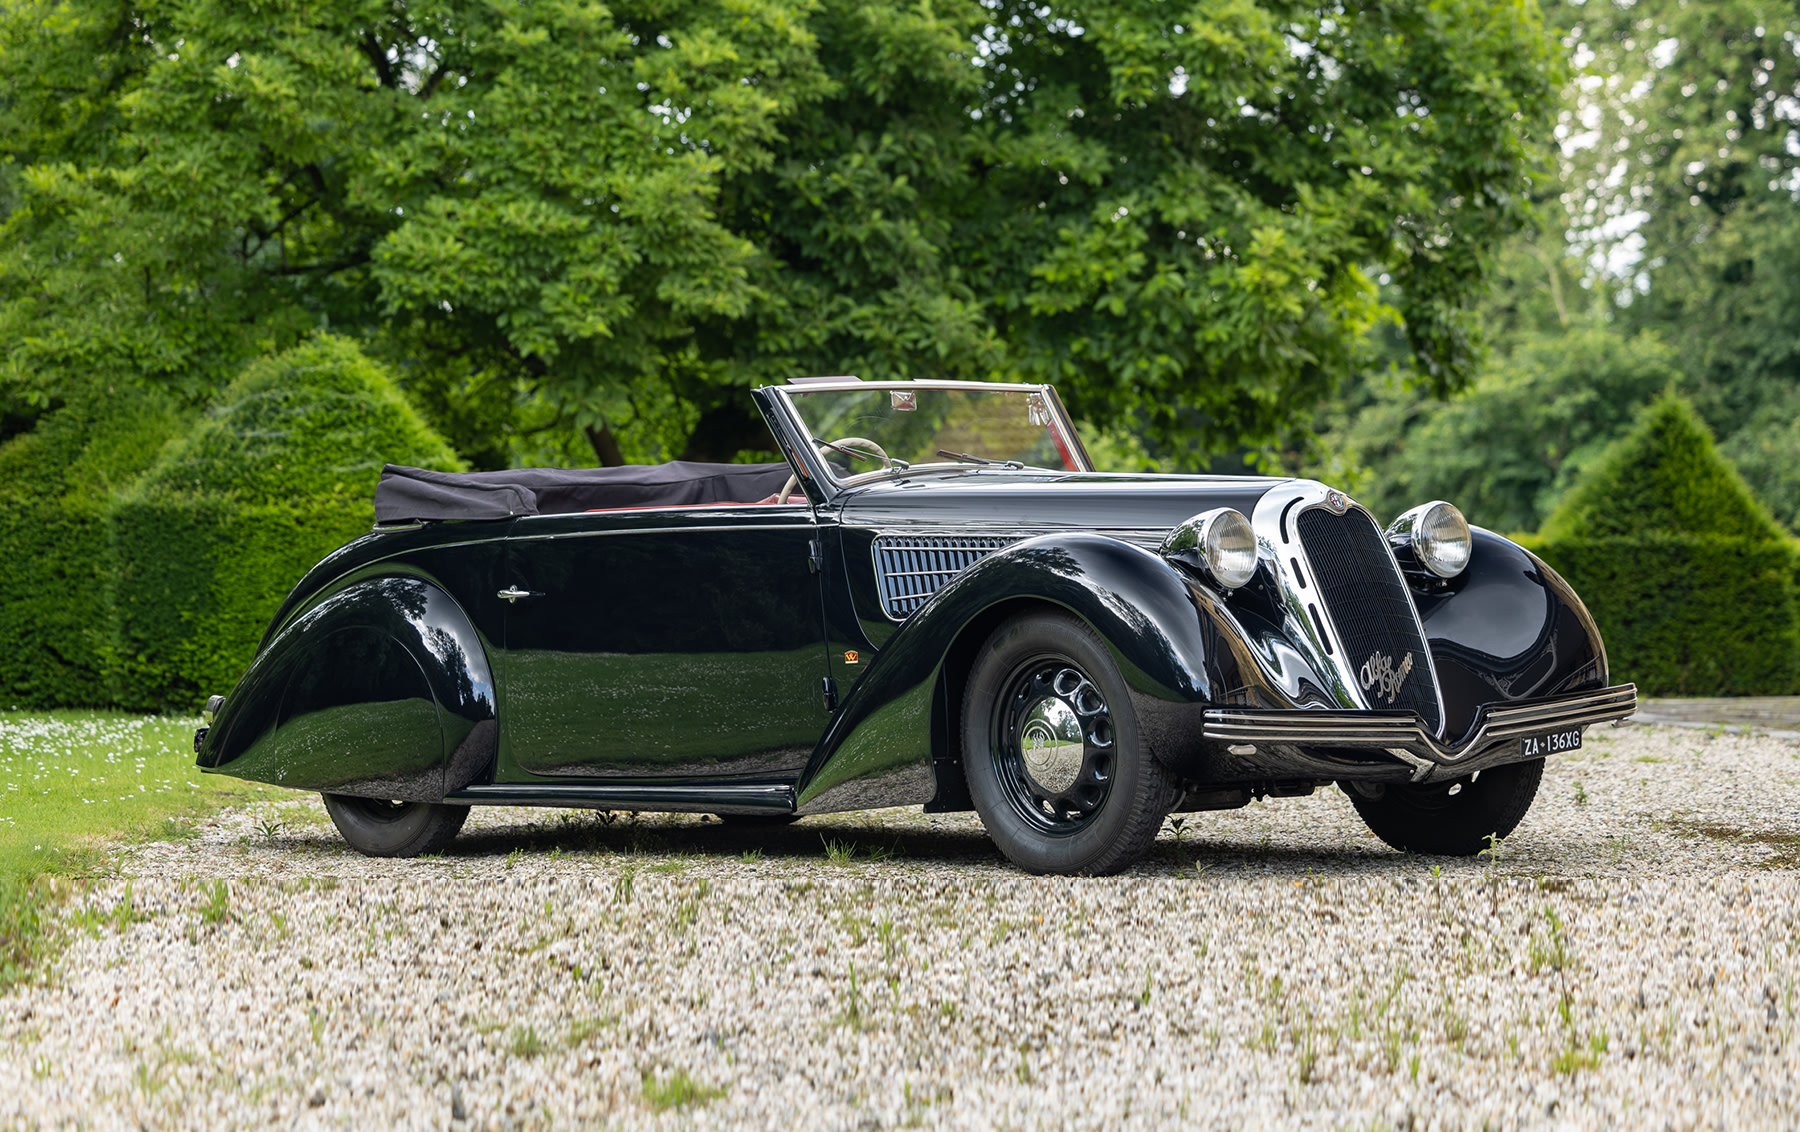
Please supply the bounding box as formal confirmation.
[961,611,1176,875]
[321,795,470,858]
[1347,758,1543,855]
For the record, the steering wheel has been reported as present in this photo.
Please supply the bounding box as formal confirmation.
[777,436,893,502]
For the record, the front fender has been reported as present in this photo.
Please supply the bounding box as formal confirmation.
[198,574,497,801]
[1414,529,1610,740]
[795,534,1224,813]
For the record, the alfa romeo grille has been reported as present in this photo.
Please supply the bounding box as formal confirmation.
[1295,508,1442,733]
[874,535,1015,619]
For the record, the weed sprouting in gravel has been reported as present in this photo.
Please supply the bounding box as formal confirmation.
[1573,781,1589,807]
[159,816,199,842]
[1441,993,1470,1049]
[1529,907,1572,975]
[198,880,229,927]
[877,916,899,966]
[1294,1001,1319,1084]
[641,1067,724,1111]
[251,813,283,843]
[566,1015,616,1047]
[737,848,763,864]
[507,1025,548,1058]
[613,865,636,904]
[837,963,869,1030]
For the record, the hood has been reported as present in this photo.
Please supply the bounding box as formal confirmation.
[832,470,1291,538]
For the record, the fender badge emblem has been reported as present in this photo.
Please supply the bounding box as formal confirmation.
[1359,651,1413,705]
[844,650,860,665]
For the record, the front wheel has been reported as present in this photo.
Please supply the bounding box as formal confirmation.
[321,794,470,858]
[1346,758,1544,855]
[961,611,1176,875]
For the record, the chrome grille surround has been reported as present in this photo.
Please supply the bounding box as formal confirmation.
[873,534,1017,619]
[1248,481,1449,736]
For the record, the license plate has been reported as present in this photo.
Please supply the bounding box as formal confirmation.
[1521,728,1582,758]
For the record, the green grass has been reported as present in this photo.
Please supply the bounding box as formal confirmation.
[0,711,282,988]
[641,1068,725,1111]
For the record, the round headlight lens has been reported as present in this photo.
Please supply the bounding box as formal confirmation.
[1413,501,1472,578]
[1161,508,1259,588]
[1203,509,1259,588]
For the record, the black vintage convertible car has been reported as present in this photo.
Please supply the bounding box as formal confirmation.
[195,379,1634,874]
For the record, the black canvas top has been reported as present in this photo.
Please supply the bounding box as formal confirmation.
[374,461,794,523]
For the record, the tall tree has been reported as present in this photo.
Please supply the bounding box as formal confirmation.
[0,0,1562,467]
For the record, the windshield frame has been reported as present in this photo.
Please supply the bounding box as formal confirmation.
[759,379,1094,500]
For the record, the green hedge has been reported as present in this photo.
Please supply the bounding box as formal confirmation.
[105,498,376,711]
[0,501,112,708]
[0,385,188,708]
[1531,533,1800,697]
[0,336,460,711]
[1532,394,1800,696]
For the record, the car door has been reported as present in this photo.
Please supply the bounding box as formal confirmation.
[497,507,831,779]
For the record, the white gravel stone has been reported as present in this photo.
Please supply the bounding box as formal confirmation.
[0,721,1797,1130]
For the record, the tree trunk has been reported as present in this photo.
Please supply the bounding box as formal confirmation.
[585,423,626,466]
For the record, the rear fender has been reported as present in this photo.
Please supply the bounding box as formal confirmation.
[795,535,1225,813]
[198,574,497,801]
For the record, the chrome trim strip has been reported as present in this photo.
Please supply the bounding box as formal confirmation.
[445,781,797,813]
[506,520,819,543]
[1201,684,1638,777]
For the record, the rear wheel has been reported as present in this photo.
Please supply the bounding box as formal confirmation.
[961,611,1175,875]
[321,794,470,858]
[1346,758,1544,855]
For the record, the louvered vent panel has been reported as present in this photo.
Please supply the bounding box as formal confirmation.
[874,535,1016,619]
[1295,508,1443,733]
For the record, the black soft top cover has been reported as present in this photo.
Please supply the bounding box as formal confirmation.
[374,461,793,523]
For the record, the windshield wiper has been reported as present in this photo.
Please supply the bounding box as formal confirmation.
[936,449,1025,470]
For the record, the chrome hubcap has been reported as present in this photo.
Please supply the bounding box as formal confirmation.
[1019,697,1084,794]
[998,663,1117,833]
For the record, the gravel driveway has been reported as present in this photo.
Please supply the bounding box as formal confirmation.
[2,722,1797,1131]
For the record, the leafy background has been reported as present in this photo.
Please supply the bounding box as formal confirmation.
[1,0,1797,700]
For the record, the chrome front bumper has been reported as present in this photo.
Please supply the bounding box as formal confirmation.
[1201,684,1638,784]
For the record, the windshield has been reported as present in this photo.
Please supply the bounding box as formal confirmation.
[781,385,1082,483]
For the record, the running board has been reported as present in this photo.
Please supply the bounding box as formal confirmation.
[443,781,796,815]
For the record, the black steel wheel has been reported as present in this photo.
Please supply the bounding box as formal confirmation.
[321,794,470,858]
[1346,758,1544,855]
[961,611,1176,875]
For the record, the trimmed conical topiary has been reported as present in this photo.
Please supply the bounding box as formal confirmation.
[138,334,461,508]
[1541,393,1784,542]
[108,336,464,709]
[1533,393,1799,696]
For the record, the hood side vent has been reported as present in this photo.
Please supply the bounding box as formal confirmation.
[873,535,1015,619]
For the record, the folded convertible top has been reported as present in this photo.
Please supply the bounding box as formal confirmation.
[374,461,794,523]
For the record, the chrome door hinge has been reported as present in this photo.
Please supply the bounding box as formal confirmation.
[821,676,838,712]
[807,538,824,574]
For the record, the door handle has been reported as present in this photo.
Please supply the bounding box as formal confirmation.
[497,587,540,604]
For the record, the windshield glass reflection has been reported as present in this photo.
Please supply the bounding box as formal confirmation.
[784,387,1080,483]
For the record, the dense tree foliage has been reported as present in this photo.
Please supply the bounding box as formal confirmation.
[0,0,1560,468]
[1318,0,1800,531]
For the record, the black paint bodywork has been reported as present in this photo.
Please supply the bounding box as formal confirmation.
[197,385,1615,817]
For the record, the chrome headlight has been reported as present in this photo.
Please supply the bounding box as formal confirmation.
[1161,508,1259,589]
[1387,501,1471,579]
